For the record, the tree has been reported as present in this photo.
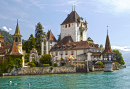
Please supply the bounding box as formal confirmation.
[22,41,30,53]
[87,37,94,42]
[113,50,125,65]
[35,22,45,55]
[39,54,50,64]
[29,34,36,49]
[22,34,36,53]
[57,34,61,42]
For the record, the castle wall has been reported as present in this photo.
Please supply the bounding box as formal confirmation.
[61,22,77,42]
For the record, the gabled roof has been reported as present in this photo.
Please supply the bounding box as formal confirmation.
[13,19,22,36]
[102,33,114,54]
[61,11,80,25]
[57,36,73,45]
[0,43,10,55]
[6,41,22,56]
[47,30,57,42]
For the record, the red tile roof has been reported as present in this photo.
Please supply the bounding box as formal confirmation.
[6,41,22,56]
[47,30,57,42]
[50,36,100,51]
[61,11,80,25]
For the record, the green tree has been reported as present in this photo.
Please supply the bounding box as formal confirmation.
[22,41,30,53]
[39,54,50,64]
[57,34,61,42]
[87,37,94,42]
[113,50,125,65]
[27,61,36,67]
[35,22,45,55]
[22,34,36,53]
[29,34,36,49]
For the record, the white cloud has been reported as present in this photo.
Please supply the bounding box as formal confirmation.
[2,26,12,32]
[112,45,130,52]
[96,0,130,13]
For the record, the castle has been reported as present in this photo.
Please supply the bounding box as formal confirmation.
[41,8,116,72]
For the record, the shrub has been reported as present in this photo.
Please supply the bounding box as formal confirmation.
[27,62,36,67]
[97,62,104,65]
[54,63,58,67]
[43,64,50,67]
[74,58,77,61]
[50,66,54,70]
[81,62,84,64]
[70,65,74,67]
[61,58,64,61]
[39,54,50,64]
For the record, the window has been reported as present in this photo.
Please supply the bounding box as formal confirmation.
[71,51,74,55]
[56,52,58,56]
[65,25,67,28]
[69,24,70,27]
[80,32,82,36]
[65,51,68,55]
[15,37,18,42]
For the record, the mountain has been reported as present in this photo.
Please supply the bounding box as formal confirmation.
[0,29,25,45]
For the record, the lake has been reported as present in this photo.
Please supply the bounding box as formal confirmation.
[0,66,130,89]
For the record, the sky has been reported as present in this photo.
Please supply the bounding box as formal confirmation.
[0,0,130,64]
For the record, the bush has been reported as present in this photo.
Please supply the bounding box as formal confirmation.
[27,62,36,67]
[39,54,50,64]
[70,65,74,67]
[43,64,50,67]
[97,62,104,65]
[54,63,58,67]
[50,66,54,70]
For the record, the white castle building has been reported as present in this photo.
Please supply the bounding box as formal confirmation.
[41,8,115,68]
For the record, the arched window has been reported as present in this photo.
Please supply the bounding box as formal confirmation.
[16,37,18,42]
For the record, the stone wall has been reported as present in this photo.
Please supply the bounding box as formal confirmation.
[11,66,76,75]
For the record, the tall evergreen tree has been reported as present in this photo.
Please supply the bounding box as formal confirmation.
[35,22,44,55]
[29,34,36,49]
[22,34,36,53]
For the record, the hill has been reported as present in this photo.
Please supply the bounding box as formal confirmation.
[0,29,25,45]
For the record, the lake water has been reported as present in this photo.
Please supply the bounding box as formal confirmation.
[0,66,130,89]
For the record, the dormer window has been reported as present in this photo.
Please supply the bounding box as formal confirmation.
[69,24,70,27]
[65,25,67,28]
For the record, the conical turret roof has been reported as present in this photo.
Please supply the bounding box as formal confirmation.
[102,31,114,54]
[13,19,22,36]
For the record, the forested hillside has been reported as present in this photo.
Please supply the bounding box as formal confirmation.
[0,29,25,45]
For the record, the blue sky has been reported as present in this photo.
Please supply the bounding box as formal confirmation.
[1,0,130,61]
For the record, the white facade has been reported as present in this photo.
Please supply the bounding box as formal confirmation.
[41,40,57,55]
[61,20,87,42]
[50,48,101,62]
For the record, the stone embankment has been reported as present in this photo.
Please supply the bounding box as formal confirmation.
[10,66,76,75]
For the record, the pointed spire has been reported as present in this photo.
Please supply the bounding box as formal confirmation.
[72,6,73,11]
[102,29,114,54]
[107,26,108,35]
[14,19,21,36]
[74,5,75,11]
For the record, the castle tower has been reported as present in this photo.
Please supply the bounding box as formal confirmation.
[61,7,88,42]
[13,19,22,54]
[102,29,116,72]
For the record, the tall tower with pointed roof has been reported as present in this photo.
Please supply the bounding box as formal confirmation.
[13,19,22,53]
[61,7,88,42]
